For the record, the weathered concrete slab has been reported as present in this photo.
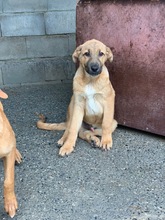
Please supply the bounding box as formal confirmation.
[0,37,26,60]
[26,35,69,58]
[45,11,76,34]
[1,13,45,36]
[3,0,47,12]
[0,1,76,86]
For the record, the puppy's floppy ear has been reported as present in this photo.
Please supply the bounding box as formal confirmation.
[106,46,113,62]
[72,45,82,63]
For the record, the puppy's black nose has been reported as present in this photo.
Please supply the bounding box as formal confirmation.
[91,63,99,72]
[85,61,102,76]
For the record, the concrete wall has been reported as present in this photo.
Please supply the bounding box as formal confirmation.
[0,0,76,86]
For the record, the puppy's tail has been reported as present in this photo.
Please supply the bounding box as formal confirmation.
[36,114,66,131]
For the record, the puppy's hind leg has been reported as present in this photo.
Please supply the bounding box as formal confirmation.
[57,128,69,146]
[79,120,117,150]
[57,117,71,146]
[112,119,118,133]
[79,128,102,148]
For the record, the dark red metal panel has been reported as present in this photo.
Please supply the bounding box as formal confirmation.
[76,0,165,136]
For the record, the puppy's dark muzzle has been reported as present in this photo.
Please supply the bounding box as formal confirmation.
[85,61,102,76]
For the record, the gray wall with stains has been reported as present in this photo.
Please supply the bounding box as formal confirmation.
[0,0,76,86]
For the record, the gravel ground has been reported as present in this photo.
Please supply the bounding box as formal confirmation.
[0,83,164,220]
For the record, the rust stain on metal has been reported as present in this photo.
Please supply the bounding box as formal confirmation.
[76,1,165,136]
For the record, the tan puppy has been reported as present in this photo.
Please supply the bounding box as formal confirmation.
[0,89,22,218]
[37,39,117,156]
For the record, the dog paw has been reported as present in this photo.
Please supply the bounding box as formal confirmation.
[57,138,65,146]
[59,145,74,156]
[100,136,113,150]
[4,195,18,218]
[15,149,22,164]
[90,136,100,148]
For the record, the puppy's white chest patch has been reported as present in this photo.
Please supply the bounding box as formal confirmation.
[84,85,102,115]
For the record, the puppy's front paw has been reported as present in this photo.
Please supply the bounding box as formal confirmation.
[4,194,18,218]
[15,149,22,164]
[100,135,113,150]
[59,144,74,156]
[57,133,68,147]
[57,138,64,146]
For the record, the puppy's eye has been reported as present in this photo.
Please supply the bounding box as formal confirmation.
[99,51,104,57]
[84,52,90,57]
